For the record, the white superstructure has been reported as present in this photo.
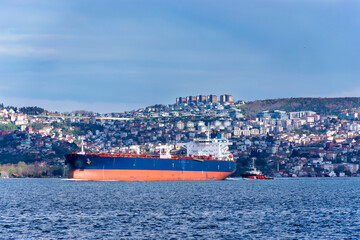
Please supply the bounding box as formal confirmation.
[178,131,233,161]
[156,145,172,159]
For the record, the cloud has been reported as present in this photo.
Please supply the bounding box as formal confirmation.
[0,33,70,42]
[0,33,69,58]
[0,45,57,57]
[0,34,31,42]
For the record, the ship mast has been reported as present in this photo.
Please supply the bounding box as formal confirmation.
[79,137,85,155]
[206,123,210,141]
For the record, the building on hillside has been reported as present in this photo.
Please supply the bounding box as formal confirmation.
[349,112,359,120]
[273,110,288,120]
[257,111,271,118]
[220,94,234,104]
[208,94,217,103]
[197,95,207,103]
[186,96,197,103]
[176,97,187,104]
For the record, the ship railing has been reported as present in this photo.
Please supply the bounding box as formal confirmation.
[70,152,233,161]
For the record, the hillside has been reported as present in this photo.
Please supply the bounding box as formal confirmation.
[240,97,360,117]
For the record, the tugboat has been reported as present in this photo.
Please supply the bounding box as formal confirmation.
[241,158,273,180]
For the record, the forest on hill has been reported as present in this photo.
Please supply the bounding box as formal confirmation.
[240,97,360,117]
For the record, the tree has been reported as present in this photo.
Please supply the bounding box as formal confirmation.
[334,165,345,176]
[30,122,45,131]
[19,106,46,115]
[0,123,18,132]
[16,161,27,175]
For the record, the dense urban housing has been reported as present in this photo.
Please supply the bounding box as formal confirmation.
[1,96,360,178]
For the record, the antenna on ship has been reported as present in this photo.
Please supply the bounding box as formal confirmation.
[251,157,256,170]
[206,123,211,140]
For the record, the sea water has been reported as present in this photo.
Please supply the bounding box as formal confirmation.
[1,178,360,239]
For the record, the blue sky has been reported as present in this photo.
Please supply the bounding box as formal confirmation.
[0,0,359,112]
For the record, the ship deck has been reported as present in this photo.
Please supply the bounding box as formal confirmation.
[68,152,233,161]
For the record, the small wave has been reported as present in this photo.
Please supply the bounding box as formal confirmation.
[225,177,243,181]
[61,178,89,181]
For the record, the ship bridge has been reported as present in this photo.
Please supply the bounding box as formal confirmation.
[178,132,233,161]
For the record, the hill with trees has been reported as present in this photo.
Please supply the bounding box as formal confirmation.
[240,97,360,117]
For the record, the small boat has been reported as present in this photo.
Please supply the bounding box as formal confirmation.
[241,159,273,180]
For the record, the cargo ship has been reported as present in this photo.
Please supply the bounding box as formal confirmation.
[65,133,236,181]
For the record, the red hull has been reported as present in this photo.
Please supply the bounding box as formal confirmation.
[242,175,273,180]
[68,169,233,181]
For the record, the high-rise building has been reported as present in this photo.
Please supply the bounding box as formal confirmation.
[186,96,197,103]
[176,97,187,104]
[176,94,234,105]
[197,95,207,103]
[208,94,217,103]
[220,95,226,104]
[220,94,234,104]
